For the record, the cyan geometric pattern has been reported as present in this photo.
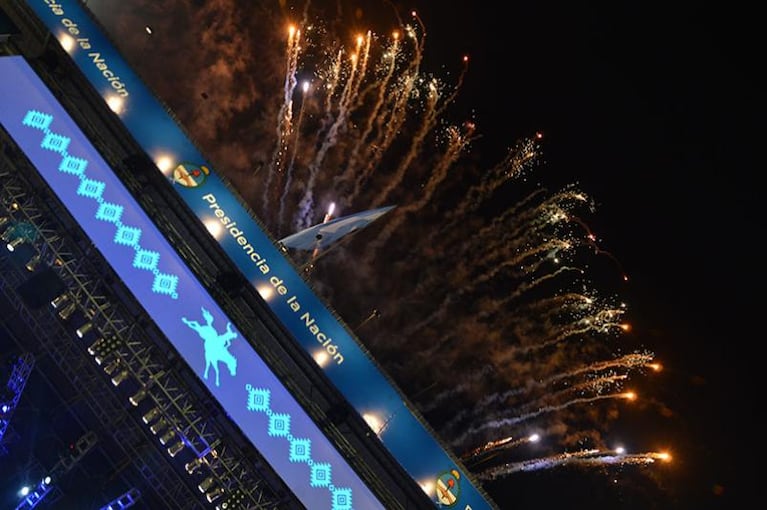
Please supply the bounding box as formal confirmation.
[310,463,332,488]
[133,249,160,271]
[22,109,179,299]
[268,412,291,438]
[246,387,271,412]
[245,384,352,509]
[77,178,105,200]
[332,488,353,510]
[289,438,311,463]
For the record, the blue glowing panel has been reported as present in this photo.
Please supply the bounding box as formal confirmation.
[0,55,384,510]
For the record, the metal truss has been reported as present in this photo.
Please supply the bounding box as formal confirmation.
[1,141,288,508]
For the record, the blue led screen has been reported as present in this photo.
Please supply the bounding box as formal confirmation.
[22,1,495,507]
[0,55,385,510]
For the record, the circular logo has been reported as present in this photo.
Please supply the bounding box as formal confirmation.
[436,469,461,506]
[173,162,210,188]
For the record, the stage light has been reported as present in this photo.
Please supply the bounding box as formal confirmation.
[103,359,120,376]
[142,407,161,425]
[206,487,224,503]
[6,236,24,251]
[129,387,147,406]
[76,321,94,338]
[42,476,52,486]
[185,457,204,475]
[167,440,185,457]
[0,216,9,229]
[198,476,215,493]
[51,293,70,309]
[149,418,167,435]
[57,301,77,320]
[25,254,42,272]
[111,369,129,387]
[19,486,30,497]
[159,428,176,445]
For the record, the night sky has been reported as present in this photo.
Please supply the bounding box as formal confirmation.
[417,2,759,509]
[8,0,760,508]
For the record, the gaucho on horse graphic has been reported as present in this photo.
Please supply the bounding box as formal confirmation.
[182,306,238,387]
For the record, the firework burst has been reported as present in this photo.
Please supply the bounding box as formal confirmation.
[87,0,668,491]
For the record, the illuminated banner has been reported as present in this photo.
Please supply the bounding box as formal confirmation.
[24,2,495,508]
[0,55,384,510]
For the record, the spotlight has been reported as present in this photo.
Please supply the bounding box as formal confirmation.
[111,369,129,387]
[51,293,70,309]
[167,440,185,457]
[6,236,24,251]
[185,457,204,475]
[57,301,77,320]
[206,487,224,503]
[76,322,94,338]
[103,359,120,376]
[25,254,42,272]
[0,216,9,229]
[159,428,176,445]
[198,476,215,493]
[142,407,161,425]
[129,387,148,406]
[149,418,167,435]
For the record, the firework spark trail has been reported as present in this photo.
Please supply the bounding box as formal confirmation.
[481,265,587,325]
[261,24,302,214]
[540,353,656,387]
[477,450,670,480]
[441,373,628,436]
[477,449,600,479]
[348,32,373,106]
[564,374,628,394]
[462,434,542,467]
[477,290,594,343]
[502,306,627,358]
[294,35,374,230]
[451,392,635,448]
[405,187,551,308]
[412,187,590,312]
[419,364,495,414]
[367,123,477,252]
[350,72,416,199]
[399,238,573,341]
[346,19,428,200]
[277,80,311,235]
[334,32,402,201]
[369,57,469,213]
[464,344,634,416]
[426,136,541,249]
